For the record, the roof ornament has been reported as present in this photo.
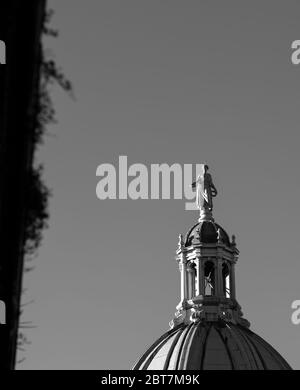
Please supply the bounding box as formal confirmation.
[191,164,217,222]
[217,228,223,243]
[177,234,184,251]
[231,234,236,247]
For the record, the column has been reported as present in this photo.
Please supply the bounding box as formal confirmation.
[179,251,188,303]
[195,257,205,297]
[216,258,223,297]
[187,262,196,299]
[230,263,236,299]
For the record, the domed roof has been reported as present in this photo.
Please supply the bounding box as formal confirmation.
[133,321,291,370]
[132,166,292,370]
[185,220,231,247]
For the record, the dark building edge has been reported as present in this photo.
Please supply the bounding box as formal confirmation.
[0,0,47,369]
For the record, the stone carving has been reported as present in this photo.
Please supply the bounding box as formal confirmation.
[177,234,184,250]
[191,164,217,211]
[217,228,223,243]
[231,234,236,246]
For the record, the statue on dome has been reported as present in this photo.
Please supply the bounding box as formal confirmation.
[191,164,217,212]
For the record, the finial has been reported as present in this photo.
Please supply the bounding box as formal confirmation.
[217,228,223,243]
[191,164,217,222]
[178,234,184,249]
[195,227,201,239]
[231,234,236,246]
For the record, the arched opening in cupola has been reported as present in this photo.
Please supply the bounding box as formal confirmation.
[222,262,231,298]
[204,261,215,296]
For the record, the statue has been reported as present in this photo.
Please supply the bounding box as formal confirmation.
[191,165,217,217]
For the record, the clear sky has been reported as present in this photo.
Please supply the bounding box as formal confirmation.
[19,0,300,369]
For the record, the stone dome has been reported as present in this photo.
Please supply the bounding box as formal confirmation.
[185,220,231,247]
[133,321,292,370]
[132,166,292,371]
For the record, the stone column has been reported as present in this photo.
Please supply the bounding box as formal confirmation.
[230,263,236,299]
[195,259,200,296]
[195,258,205,296]
[187,262,196,299]
[214,257,224,297]
[179,251,188,303]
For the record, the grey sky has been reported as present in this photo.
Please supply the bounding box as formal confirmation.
[19,0,300,369]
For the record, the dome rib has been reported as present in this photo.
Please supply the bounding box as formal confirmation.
[247,330,292,370]
[133,327,178,370]
[199,324,211,370]
[176,323,194,370]
[145,329,179,370]
[233,325,265,369]
[214,327,235,370]
[163,326,185,370]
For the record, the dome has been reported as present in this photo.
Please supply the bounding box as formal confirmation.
[133,321,292,370]
[132,166,292,370]
[185,220,231,247]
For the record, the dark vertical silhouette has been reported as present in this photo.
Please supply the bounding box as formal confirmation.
[0,0,47,369]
